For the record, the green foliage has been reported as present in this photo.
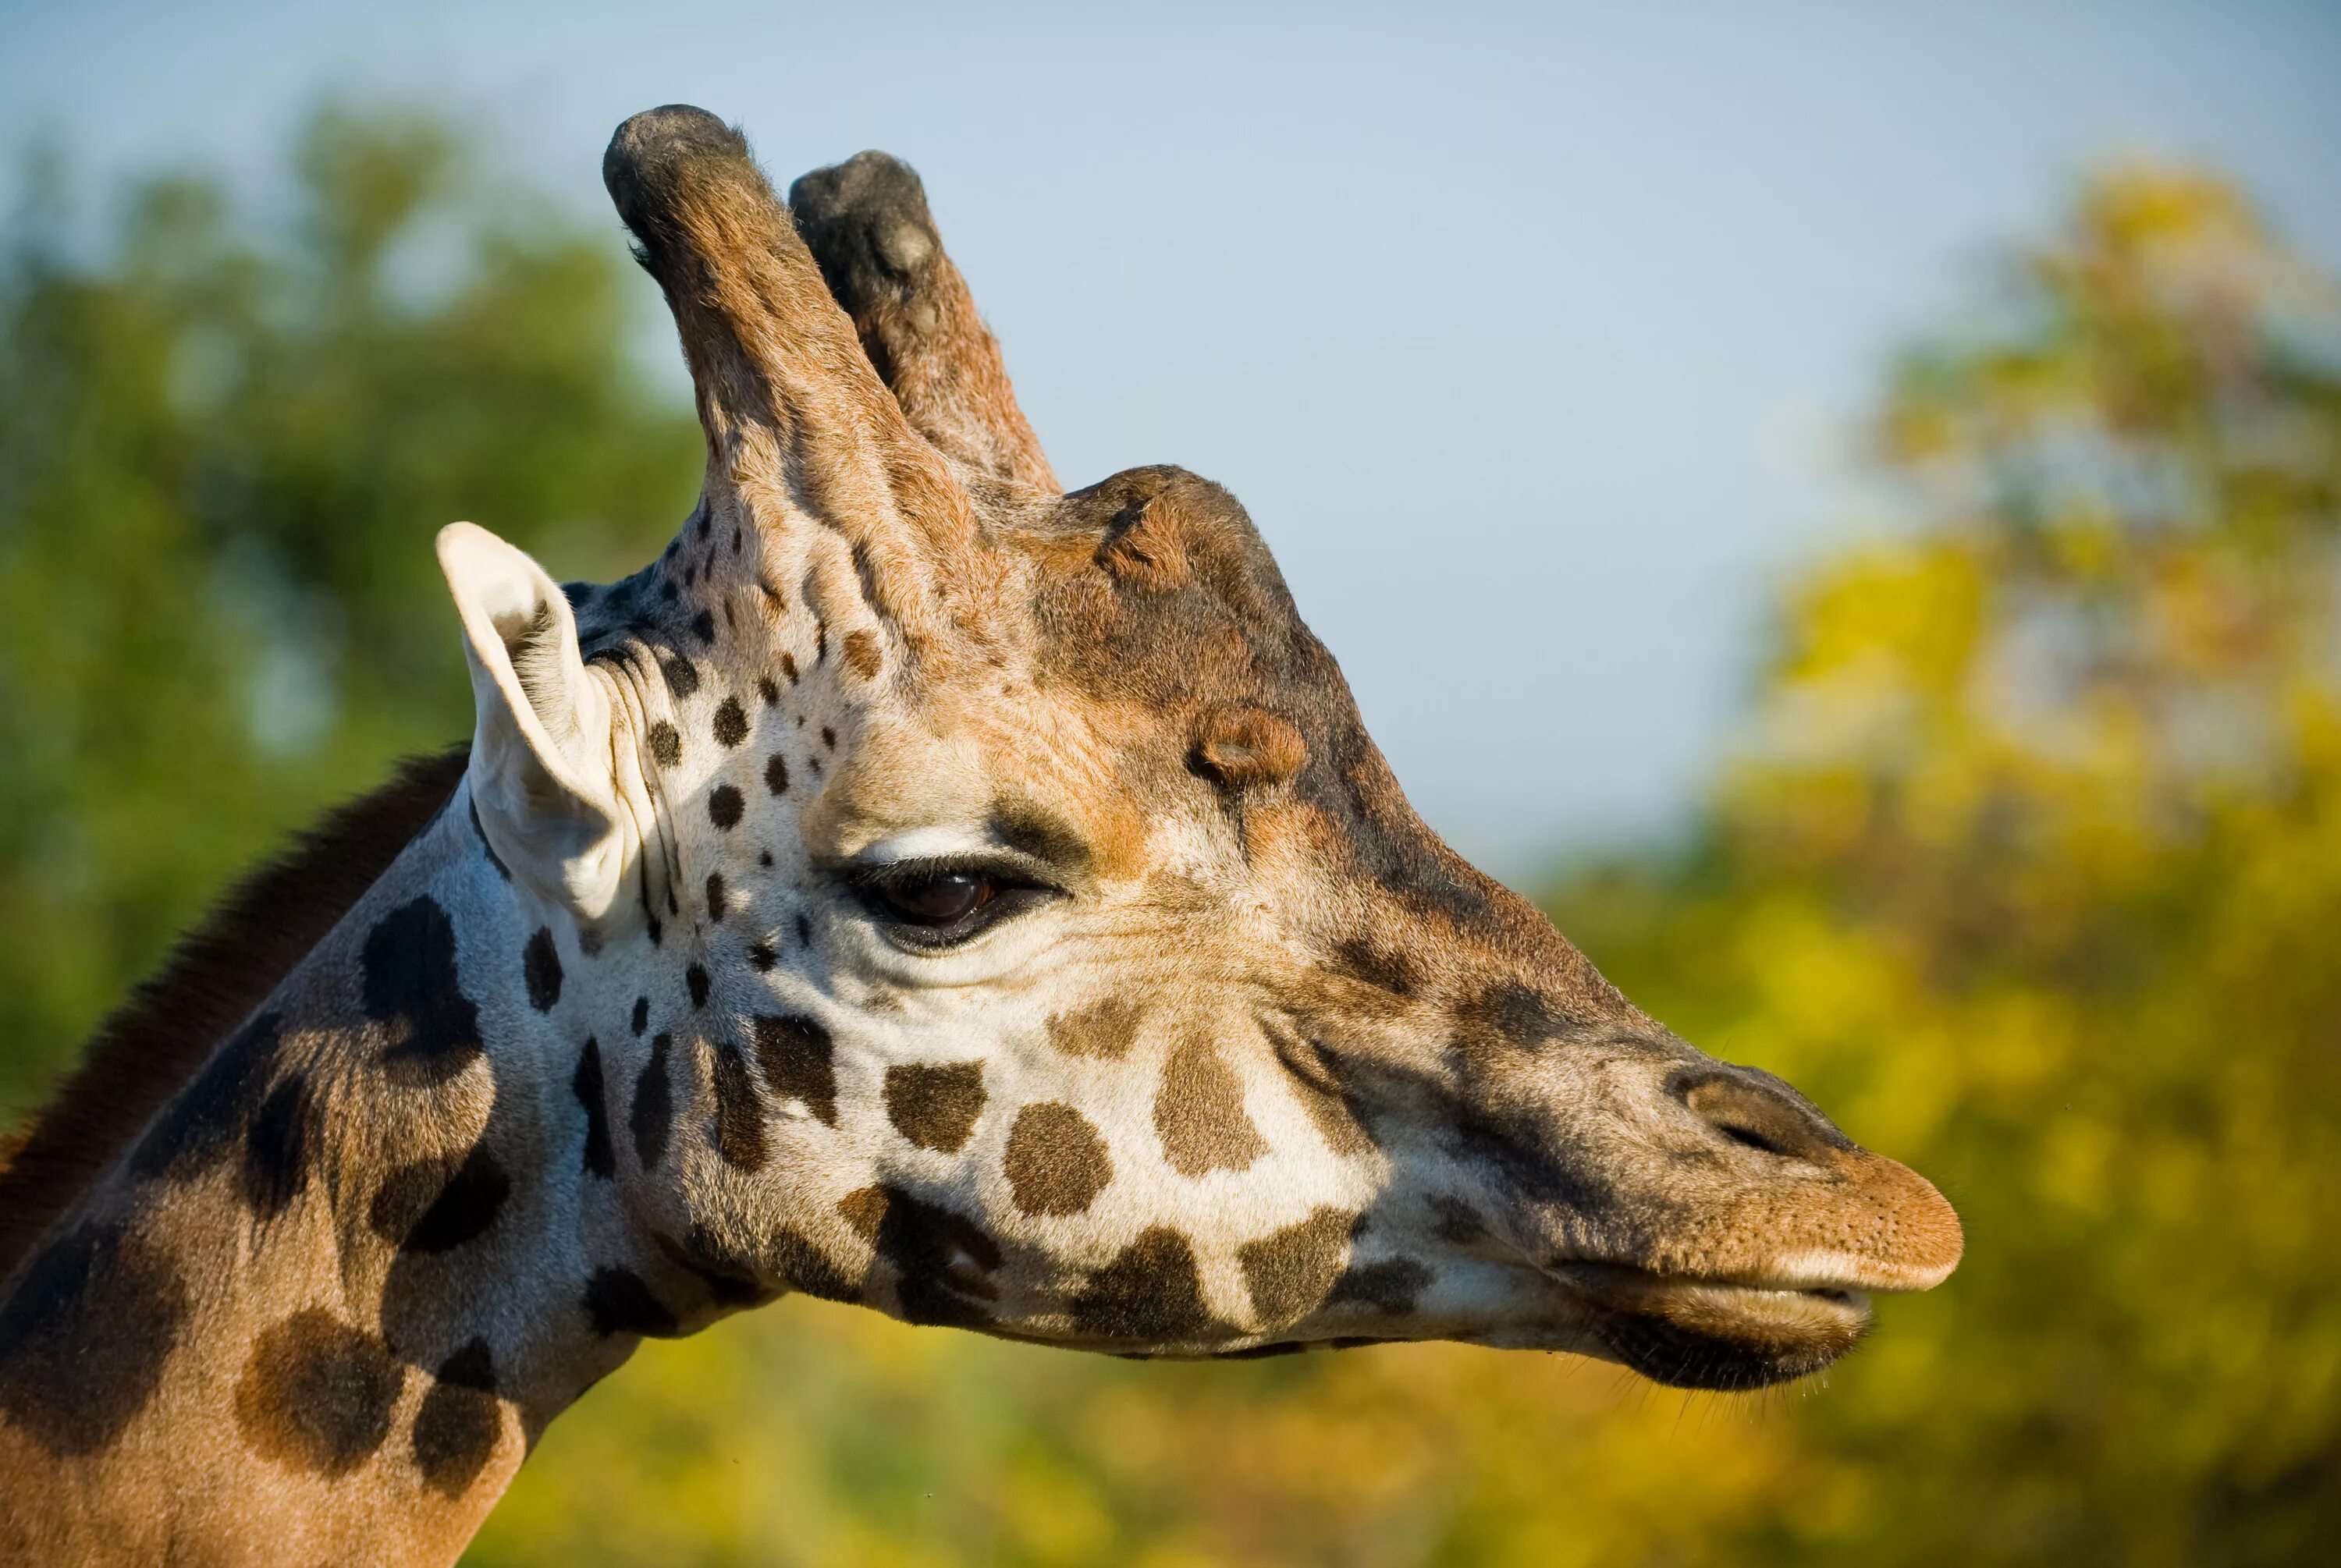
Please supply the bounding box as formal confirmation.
[0,106,702,1115]
[4,112,2333,1563]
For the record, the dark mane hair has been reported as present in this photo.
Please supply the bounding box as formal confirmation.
[0,747,469,1279]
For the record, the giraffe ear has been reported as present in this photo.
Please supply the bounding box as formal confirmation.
[436,522,626,919]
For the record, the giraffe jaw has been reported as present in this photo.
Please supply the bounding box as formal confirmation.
[1545,1261,1877,1390]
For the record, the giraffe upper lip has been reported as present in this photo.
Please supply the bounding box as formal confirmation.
[1545,1259,1879,1310]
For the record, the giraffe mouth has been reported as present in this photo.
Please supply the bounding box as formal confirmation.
[1547,1262,1876,1390]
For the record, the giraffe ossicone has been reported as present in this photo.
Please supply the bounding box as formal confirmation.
[0,105,1962,1563]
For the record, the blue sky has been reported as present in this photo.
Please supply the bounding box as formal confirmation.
[5,1,2336,881]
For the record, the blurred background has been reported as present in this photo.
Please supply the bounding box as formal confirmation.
[3,3,2337,1563]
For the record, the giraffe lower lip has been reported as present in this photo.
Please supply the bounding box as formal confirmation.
[1547,1263,1874,1389]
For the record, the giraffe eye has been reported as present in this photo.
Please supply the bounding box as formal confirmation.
[876,872,996,926]
[848,857,1059,949]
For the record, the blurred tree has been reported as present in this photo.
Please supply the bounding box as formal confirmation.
[0,105,701,1116]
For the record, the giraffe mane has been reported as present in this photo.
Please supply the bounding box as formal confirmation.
[0,745,471,1280]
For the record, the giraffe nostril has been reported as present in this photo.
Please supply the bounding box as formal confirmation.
[1715,1121,1792,1157]
[1675,1067,1854,1163]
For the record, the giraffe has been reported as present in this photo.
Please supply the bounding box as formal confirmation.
[0,107,1962,1564]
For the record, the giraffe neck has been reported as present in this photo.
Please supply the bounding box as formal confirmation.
[0,782,727,1566]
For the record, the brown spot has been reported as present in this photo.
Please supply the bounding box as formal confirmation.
[709,1040,769,1170]
[0,1221,188,1456]
[1046,996,1141,1060]
[1154,1035,1267,1176]
[753,1013,836,1125]
[1071,1228,1228,1343]
[1003,1102,1113,1215]
[841,629,883,680]
[883,1062,988,1153]
[234,1310,407,1477]
[837,1185,890,1242]
[1195,707,1307,787]
[1239,1207,1354,1329]
[712,696,748,749]
[411,1339,501,1498]
[1293,1073,1375,1158]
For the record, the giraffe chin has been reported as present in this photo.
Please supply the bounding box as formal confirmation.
[1548,1262,1875,1390]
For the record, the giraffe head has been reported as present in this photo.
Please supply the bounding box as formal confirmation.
[446,107,1959,1393]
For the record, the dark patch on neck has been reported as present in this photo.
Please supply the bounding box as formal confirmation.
[364,896,486,1086]
[659,655,701,700]
[412,1339,503,1498]
[583,1267,680,1338]
[524,927,564,1012]
[0,1219,188,1456]
[652,1229,771,1309]
[128,1009,286,1182]
[242,1071,315,1221]
[574,1039,615,1180]
[368,1146,512,1254]
[631,1034,674,1171]
[1328,1257,1433,1316]
[233,1308,407,1477]
[752,1013,836,1125]
[769,1227,859,1303]
[0,747,467,1282]
[468,798,512,880]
